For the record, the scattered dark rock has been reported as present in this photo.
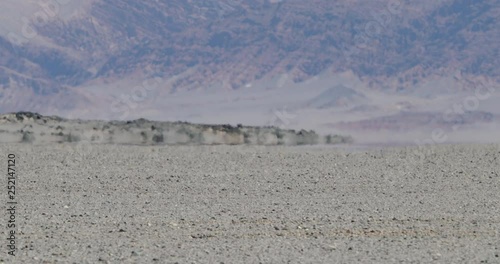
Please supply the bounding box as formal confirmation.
[15,112,42,121]
[152,134,164,143]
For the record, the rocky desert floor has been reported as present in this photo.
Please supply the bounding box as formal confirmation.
[0,143,499,263]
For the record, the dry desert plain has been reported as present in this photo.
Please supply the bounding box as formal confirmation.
[1,143,500,263]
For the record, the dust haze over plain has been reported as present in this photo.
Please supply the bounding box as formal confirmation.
[0,0,498,145]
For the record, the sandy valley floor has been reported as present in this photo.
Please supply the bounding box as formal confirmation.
[0,143,499,263]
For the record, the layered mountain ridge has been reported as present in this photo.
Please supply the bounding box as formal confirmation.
[1,1,498,106]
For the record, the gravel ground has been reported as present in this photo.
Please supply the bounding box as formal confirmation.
[1,143,499,263]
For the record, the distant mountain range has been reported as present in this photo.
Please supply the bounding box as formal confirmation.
[0,0,499,144]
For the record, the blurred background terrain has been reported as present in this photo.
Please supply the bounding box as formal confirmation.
[0,0,498,144]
